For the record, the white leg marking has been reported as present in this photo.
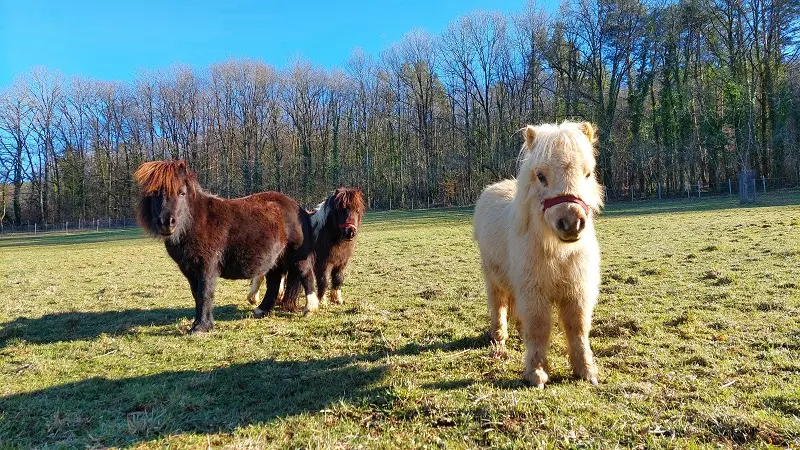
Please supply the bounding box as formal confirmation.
[303,293,319,315]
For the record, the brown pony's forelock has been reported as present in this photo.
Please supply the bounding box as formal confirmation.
[133,160,196,198]
[333,188,364,213]
[133,160,198,236]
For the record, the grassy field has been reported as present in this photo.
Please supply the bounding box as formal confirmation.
[1,191,799,448]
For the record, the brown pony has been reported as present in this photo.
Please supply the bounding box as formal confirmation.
[247,187,365,312]
[134,160,317,333]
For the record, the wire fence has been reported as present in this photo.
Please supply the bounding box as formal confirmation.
[609,176,798,202]
[1,176,798,236]
[0,217,138,236]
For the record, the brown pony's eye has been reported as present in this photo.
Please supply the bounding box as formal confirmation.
[180,191,186,197]
[585,172,591,179]
[536,172,547,185]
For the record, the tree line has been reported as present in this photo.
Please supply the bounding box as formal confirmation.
[1,0,799,226]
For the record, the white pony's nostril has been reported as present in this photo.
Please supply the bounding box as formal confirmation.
[576,217,585,232]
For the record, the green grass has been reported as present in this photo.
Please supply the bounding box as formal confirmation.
[1,190,799,448]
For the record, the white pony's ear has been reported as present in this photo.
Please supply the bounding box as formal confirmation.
[522,125,537,151]
[578,122,598,145]
[513,125,538,234]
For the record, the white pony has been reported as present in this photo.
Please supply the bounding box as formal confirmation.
[473,121,604,388]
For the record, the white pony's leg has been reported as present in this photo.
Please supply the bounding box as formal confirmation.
[558,295,599,385]
[247,276,265,305]
[517,293,552,388]
[486,277,511,358]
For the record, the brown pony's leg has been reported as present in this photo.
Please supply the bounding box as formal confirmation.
[189,274,217,334]
[330,267,345,304]
[255,268,284,318]
[247,275,265,305]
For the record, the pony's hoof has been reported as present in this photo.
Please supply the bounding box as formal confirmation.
[320,294,328,307]
[189,323,213,334]
[490,341,507,359]
[331,289,344,304]
[247,296,258,306]
[573,364,599,385]
[253,308,269,319]
[523,367,549,388]
[302,308,315,317]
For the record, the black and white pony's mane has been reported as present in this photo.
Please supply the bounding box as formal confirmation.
[309,197,332,242]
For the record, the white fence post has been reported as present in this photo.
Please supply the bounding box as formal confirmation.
[697,181,701,198]
[762,176,766,194]
[728,179,732,196]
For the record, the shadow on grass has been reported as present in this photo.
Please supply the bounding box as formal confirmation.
[0,305,242,348]
[0,228,145,249]
[0,334,488,447]
[0,355,390,447]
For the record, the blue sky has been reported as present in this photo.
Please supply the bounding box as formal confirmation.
[1,0,556,89]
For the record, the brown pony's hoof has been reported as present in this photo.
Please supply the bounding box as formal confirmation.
[189,322,213,334]
[253,308,268,319]
[246,295,258,306]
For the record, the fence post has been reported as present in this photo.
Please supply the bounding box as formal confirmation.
[631,185,634,202]
[658,183,662,200]
[96,218,99,232]
[728,179,732,196]
[34,223,36,234]
[762,176,766,194]
[698,181,701,198]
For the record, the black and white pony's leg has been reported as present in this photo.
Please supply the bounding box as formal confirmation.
[246,275,265,305]
[315,262,330,307]
[254,267,284,318]
[330,266,346,305]
[296,258,319,315]
[189,273,218,334]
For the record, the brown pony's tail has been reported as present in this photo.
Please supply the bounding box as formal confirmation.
[277,271,304,312]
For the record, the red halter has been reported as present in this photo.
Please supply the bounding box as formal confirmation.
[541,195,590,216]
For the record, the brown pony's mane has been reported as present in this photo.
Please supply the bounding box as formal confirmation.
[133,160,197,197]
[332,188,364,212]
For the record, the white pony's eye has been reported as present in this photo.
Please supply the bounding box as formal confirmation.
[585,172,591,179]
[536,172,547,185]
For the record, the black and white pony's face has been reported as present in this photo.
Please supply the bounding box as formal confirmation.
[311,189,364,242]
[332,204,359,241]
